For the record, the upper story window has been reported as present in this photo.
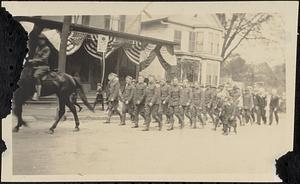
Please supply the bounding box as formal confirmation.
[104,15,111,29]
[214,33,220,55]
[174,30,182,50]
[119,15,126,32]
[208,32,214,54]
[196,31,204,52]
[189,32,196,52]
[72,15,82,24]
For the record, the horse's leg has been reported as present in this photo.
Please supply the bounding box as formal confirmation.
[66,100,80,132]
[13,105,25,132]
[48,98,66,134]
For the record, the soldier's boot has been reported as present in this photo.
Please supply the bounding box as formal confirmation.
[142,122,149,131]
[119,114,126,126]
[167,121,174,131]
[158,120,162,131]
[180,121,184,129]
[32,84,42,101]
[132,122,139,128]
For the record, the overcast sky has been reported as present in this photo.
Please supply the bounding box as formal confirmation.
[235,13,287,67]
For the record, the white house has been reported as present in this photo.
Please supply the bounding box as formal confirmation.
[140,14,224,85]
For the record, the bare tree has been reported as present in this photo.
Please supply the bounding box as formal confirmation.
[216,13,273,64]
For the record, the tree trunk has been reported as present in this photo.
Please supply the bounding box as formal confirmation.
[58,16,72,73]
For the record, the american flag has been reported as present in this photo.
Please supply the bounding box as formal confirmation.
[66,31,87,55]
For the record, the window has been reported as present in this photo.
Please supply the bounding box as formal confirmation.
[119,15,126,32]
[111,15,120,31]
[174,30,182,50]
[206,75,212,85]
[208,32,213,54]
[214,33,220,55]
[189,32,196,52]
[72,15,82,24]
[104,15,111,29]
[196,31,204,52]
[213,75,218,86]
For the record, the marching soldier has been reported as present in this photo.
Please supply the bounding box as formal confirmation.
[209,84,218,124]
[255,88,267,125]
[105,73,122,124]
[250,86,257,123]
[120,76,134,126]
[212,84,226,130]
[191,82,205,128]
[132,75,147,128]
[167,78,184,131]
[269,89,280,125]
[143,76,162,131]
[242,87,254,124]
[204,84,214,123]
[180,79,193,127]
[220,96,237,135]
[231,85,243,126]
[159,79,171,124]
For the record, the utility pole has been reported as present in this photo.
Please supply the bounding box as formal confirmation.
[58,16,72,73]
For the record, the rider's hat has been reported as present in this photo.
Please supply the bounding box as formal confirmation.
[38,33,47,40]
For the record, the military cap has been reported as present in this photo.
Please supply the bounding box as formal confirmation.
[233,85,239,89]
[38,33,47,39]
[125,76,132,80]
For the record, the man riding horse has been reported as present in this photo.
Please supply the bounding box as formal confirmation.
[29,33,51,101]
[13,33,94,133]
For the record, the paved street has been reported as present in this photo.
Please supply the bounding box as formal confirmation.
[13,104,292,177]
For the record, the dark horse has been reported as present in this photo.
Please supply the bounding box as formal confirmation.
[12,61,94,133]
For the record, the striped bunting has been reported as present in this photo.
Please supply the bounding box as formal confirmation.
[83,34,117,59]
[66,31,87,55]
[122,40,143,64]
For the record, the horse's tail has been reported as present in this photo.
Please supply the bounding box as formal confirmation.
[73,78,94,112]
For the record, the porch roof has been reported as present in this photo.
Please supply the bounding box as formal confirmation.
[14,16,178,47]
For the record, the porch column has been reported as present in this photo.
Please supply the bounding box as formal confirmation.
[58,16,72,72]
[197,59,201,82]
[201,60,207,86]
[216,61,221,86]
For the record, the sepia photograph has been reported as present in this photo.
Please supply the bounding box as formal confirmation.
[1,1,298,182]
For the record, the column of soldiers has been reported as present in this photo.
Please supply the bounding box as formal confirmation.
[99,72,282,135]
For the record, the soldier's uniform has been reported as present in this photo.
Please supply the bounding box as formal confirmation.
[230,86,243,125]
[120,77,134,125]
[191,84,205,128]
[269,93,280,125]
[255,92,267,125]
[105,74,122,123]
[159,82,171,124]
[132,81,147,128]
[143,80,161,131]
[220,97,237,135]
[213,85,226,130]
[167,83,184,130]
[242,88,254,124]
[180,84,193,126]
[209,85,218,123]
[204,85,213,122]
